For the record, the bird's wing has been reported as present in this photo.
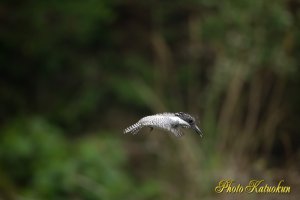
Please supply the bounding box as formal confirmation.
[170,128,185,137]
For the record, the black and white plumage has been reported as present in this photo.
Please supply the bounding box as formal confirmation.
[124,112,202,137]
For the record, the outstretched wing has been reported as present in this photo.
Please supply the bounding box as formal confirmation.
[170,128,185,137]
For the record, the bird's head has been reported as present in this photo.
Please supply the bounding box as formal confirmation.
[175,112,203,137]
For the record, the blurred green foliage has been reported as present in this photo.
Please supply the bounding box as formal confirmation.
[0,0,300,199]
[0,118,159,199]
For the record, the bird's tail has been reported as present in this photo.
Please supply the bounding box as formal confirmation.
[124,122,142,135]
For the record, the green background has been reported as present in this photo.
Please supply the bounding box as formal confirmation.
[0,0,299,199]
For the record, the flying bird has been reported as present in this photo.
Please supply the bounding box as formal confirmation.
[124,112,202,137]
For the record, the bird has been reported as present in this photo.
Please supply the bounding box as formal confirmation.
[124,112,202,137]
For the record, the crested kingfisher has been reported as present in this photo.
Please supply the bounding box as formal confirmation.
[124,112,202,137]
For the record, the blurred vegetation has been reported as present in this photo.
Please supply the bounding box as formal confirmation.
[0,0,300,199]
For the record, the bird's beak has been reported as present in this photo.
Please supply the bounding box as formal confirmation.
[192,125,203,137]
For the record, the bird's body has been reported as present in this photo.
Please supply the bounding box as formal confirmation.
[124,112,202,137]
